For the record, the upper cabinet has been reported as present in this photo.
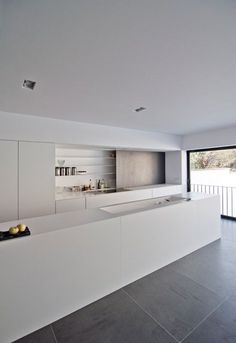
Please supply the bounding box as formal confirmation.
[19,142,55,219]
[0,140,18,223]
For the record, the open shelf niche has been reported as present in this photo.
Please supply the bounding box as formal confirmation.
[55,145,116,190]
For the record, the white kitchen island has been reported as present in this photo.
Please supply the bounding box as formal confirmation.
[0,193,221,343]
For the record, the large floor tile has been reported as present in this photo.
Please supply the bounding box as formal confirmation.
[14,326,56,343]
[183,300,236,343]
[221,219,236,243]
[210,239,236,265]
[226,288,236,306]
[168,242,236,297]
[123,267,222,341]
[52,290,176,343]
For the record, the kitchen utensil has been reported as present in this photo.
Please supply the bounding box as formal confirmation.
[65,167,71,176]
[71,167,77,175]
[55,167,60,176]
[57,160,65,167]
[60,167,65,176]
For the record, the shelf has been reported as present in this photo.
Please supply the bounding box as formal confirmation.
[55,164,116,168]
[56,172,116,177]
[56,156,116,159]
[84,187,116,192]
[55,150,116,183]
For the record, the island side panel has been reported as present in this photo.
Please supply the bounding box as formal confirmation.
[0,217,121,343]
[120,195,221,286]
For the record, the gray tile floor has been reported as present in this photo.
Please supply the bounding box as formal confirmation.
[15,219,236,343]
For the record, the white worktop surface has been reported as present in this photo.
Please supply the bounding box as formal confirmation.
[0,192,214,240]
[55,183,182,201]
[126,183,181,191]
[0,209,113,238]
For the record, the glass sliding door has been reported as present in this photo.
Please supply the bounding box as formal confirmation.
[187,147,236,219]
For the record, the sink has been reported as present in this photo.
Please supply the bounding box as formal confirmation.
[85,188,130,195]
[155,196,191,206]
[101,196,191,214]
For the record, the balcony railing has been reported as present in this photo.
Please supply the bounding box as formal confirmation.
[190,184,236,218]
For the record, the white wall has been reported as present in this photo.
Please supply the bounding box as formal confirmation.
[182,125,236,150]
[116,150,165,188]
[0,111,181,151]
[165,151,187,191]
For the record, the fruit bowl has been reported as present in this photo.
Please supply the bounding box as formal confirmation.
[0,227,31,241]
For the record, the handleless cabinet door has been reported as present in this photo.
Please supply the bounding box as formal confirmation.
[86,189,153,209]
[0,140,18,223]
[56,198,86,213]
[19,142,55,219]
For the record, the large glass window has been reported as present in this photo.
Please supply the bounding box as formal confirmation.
[188,148,236,218]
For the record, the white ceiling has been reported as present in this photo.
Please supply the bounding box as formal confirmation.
[0,0,236,135]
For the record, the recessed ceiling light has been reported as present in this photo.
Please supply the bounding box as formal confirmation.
[22,80,36,90]
[134,107,146,112]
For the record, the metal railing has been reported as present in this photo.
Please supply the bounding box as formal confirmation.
[191,184,236,218]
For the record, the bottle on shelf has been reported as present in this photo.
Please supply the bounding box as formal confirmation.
[100,179,105,190]
[71,167,77,175]
[60,167,65,176]
[65,167,71,176]
[55,167,60,176]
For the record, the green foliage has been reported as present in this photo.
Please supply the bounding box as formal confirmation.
[190,149,236,170]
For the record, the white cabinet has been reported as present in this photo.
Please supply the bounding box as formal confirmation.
[0,140,18,223]
[120,196,221,286]
[86,189,153,209]
[19,142,55,219]
[0,217,121,343]
[56,198,85,213]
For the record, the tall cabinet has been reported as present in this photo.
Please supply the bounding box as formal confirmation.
[19,142,55,219]
[0,140,18,222]
[0,140,55,223]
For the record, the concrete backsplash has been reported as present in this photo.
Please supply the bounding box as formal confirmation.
[116,151,165,188]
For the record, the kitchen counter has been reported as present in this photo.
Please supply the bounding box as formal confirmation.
[0,192,216,238]
[0,192,221,343]
[126,183,181,191]
[55,183,184,213]
[55,183,182,201]
[55,191,87,201]
[0,208,113,238]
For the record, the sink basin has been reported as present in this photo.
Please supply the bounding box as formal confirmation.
[85,188,130,195]
[155,196,190,206]
[101,196,191,214]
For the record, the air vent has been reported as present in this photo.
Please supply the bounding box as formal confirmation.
[22,80,36,90]
[135,107,146,112]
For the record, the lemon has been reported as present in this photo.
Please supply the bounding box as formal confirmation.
[9,227,19,235]
[17,224,27,232]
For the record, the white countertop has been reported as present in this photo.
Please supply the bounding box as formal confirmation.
[0,208,113,238]
[55,183,182,201]
[126,183,182,191]
[0,192,215,240]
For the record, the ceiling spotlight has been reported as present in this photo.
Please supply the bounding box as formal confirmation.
[22,80,36,90]
[135,107,146,112]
